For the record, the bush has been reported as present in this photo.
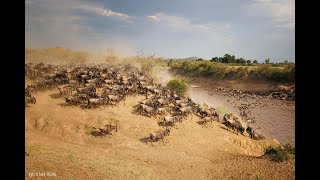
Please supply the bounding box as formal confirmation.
[236,67,250,79]
[167,79,189,97]
[264,144,295,162]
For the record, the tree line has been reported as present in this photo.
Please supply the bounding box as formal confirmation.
[194,54,294,65]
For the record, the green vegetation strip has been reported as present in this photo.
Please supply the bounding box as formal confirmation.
[168,60,294,82]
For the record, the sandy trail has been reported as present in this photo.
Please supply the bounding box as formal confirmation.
[25,83,294,179]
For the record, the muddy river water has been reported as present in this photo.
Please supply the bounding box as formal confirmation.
[189,86,295,145]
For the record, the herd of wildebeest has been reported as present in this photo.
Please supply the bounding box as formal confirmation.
[25,62,265,143]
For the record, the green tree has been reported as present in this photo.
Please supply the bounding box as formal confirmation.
[222,54,236,63]
[265,58,270,64]
[230,55,236,63]
[222,54,230,63]
[210,57,218,62]
[236,58,246,64]
[253,60,258,64]
[247,60,251,64]
[167,79,189,97]
[284,60,289,64]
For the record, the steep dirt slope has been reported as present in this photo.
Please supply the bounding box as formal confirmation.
[25,87,294,180]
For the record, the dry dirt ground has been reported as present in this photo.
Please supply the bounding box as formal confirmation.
[25,79,294,180]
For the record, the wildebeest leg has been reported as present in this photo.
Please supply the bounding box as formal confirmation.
[149,136,153,144]
[108,132,114,137]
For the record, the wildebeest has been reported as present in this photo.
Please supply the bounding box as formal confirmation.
[163,116,183,126]
[143,97,156,107]
[178,106,194,118]
[137,104,156,117]
[124,84,137,94]
[149,128,171,142]
[87,98,106,108]
[177,101,188,107]
[58,86,72,96]
[246,126,265,140]
[197,105,219,118]
[222,113,248,134]
[156,107,167,115]
[201,116,215,125]
[104,79,114,85]
[107,94,126,105]
[77,94,88,101]
[25,96,36,104]
[87,79,97,84]
[25,89,31,97]
[81,74,91,80]
[65,96,81,105]
[85,83,95,87]
[156,98,171,106]
[77,86,96,94]
[26,84,37,92]
[94,124,118,136]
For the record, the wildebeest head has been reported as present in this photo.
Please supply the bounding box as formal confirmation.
[246,126,253,135]
[221,114,229,124]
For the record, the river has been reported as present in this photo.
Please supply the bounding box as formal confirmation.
[155,69,295,144]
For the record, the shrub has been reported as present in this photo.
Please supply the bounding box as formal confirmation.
[264,144,295,162]
[167,79,189,97]
[236,67,250,79]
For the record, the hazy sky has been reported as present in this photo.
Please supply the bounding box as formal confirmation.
[25,0,295,62]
